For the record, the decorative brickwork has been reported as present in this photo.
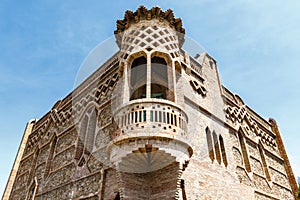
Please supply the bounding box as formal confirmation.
[3,6,298,200]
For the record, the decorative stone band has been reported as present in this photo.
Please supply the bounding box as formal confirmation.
[225,105,277,148]
[72,73,119,117]
[28,61,121,150]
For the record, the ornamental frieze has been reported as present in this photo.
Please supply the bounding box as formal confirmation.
[225,105,276,148]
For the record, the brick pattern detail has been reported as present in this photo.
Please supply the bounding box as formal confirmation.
[4,6,299,200]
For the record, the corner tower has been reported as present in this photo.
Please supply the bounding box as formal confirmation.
[109,6,192,175]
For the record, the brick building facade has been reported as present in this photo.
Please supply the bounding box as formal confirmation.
[3,6,299,200]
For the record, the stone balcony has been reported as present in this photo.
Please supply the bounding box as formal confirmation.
[108,99,193,173]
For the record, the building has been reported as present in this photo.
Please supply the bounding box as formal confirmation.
[3,6,299,200]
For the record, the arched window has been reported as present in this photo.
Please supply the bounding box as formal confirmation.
[206,127,214,162]
[238,130,251,172]
[206,127,228,167]
[86,111,96,152]
[75,109,97,166]
[151,56,169,99]
[75,115,88,163]
[130,56,147,100]
[212,131,221,165]
[129,54,174,101]
[219,135,228,167]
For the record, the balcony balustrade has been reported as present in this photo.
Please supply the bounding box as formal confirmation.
[108,99,192,173]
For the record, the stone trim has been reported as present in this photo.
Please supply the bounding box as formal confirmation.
[2,119,36,200]
[269,119,300,199]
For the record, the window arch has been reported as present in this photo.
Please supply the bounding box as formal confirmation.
[206,127,214,162]
[130,56,147,100]
[75,109,97,166]
[128,52,175,102]
[219,135,228,167]
[212,131,221,165]
[238,130,251,172]
[151,56,169,99]
[75,115,88,163]
[206,127,228,167]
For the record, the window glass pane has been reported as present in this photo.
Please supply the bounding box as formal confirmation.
[151,57,168,99]
[130,56,147,100]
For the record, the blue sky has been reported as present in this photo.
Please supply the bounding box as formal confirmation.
[1,0,300,195]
